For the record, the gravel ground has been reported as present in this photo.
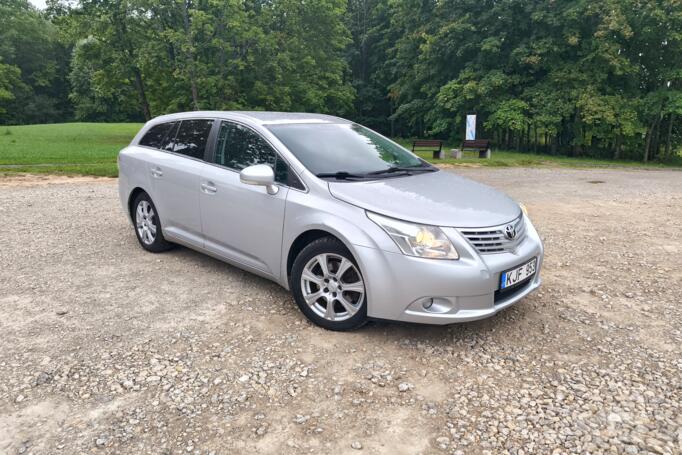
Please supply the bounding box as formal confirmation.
[0,167,680,454]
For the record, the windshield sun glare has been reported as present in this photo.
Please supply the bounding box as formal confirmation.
[266,123,424,176]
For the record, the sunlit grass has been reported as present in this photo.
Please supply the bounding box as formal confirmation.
[392,138,682,169]
[0,122,141,173]
[0,123,679,177]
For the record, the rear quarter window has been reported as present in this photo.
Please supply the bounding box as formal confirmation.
[161,122,180,151]
[139,122,175,149]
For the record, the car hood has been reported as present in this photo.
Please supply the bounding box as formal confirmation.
[328,170,521,228]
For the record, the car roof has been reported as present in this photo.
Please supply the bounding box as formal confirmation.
[149,111,351,126]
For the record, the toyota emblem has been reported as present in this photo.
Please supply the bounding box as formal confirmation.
[504,224,516,240]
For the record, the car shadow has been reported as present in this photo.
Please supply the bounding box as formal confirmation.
[160,243,532,344]
[166,243,286,289]
[363,306,527,343]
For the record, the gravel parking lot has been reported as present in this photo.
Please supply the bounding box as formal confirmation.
[1,167,680,454]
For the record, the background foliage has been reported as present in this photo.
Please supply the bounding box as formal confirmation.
[1,0,681,162]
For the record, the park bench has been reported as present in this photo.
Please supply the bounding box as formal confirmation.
[412,139,444,159]
[460,139,492,158]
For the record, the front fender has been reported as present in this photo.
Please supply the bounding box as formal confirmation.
[279,188,399,289]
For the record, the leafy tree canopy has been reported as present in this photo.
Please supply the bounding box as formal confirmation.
[0,0,680,162]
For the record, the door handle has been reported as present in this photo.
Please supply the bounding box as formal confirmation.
[201,182,217,194]
[151,167,163,178]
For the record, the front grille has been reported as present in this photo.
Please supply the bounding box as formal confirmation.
[458,216,526,254]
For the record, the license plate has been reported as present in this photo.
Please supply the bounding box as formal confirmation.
[500,258,537,290]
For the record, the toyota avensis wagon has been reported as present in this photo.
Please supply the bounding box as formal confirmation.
[118,111,543,330]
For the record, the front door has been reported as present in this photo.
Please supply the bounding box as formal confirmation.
[199,121,290,278]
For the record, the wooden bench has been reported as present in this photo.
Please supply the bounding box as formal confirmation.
[460,139,492,158]
[412,139,444,159]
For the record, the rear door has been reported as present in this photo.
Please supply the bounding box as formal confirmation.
[148,119,215,248]
[199,120,298,278]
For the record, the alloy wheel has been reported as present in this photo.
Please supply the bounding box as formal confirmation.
[300,253,365,322]
[135,200,157,245]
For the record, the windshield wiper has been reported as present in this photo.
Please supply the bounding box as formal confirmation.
[366,164,437,175]
[316,171,368,180]
[317,164,437,180]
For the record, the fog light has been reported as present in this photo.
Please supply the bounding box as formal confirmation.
[408,297,457,315]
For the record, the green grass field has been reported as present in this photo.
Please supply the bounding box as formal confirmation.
[0,123,142,177]
[0,123,679,177]
[393,138,682,170]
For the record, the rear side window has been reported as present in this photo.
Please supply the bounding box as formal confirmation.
[139,122,175,148]
[172,119,214,159]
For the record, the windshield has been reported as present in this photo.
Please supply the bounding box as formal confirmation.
[266,123,424,176]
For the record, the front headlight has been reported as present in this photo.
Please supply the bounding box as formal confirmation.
[367,212,459,260]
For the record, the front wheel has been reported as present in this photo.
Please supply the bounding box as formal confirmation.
[291,237,367,331]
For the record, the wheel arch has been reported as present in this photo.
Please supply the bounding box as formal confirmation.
[286,229,348,285]
[282,207,390,290]
[127,187,148,220]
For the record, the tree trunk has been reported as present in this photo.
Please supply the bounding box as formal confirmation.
[132,67,152,121]
[182,0,200,110]
[115,9,151,121]
[643,121,656,163]
[651,117,661,160]
[189,75,200,110]
[389,102,394,137]
[544,131,548,153]
[551,134,558,155]
[613,133,621,160]
[571,110,581,157]
[665,113,674,159]
[216,15,228,105]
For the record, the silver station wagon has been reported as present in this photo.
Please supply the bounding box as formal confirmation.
[119,111,544,330]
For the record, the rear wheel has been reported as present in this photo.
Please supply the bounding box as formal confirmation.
[291,237,367,331]
[132,192,172,253]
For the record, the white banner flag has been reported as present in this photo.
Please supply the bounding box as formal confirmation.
[466,115,476,140]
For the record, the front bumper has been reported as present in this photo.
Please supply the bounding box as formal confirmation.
[354,215,544,324]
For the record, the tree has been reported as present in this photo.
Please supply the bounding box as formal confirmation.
[0,0,71,124]
[2,0,681,163]
[68,37,143,121]
[354,0,681,160]
[61,0,155,120]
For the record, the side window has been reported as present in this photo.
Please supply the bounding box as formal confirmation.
[160,122,179,151]
[275,159,288,182]
[215,122,276,170]
[213,121,304,189]
[172,119,213,159]
[286,169,306,190]
[276,159,305,190]
[139,122,174,149]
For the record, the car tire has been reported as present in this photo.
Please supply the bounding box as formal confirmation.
[131,192,173,253]
[291,237,367,331]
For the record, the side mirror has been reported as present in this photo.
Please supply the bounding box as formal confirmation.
[239,164,279,195]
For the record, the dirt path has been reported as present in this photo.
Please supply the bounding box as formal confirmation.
[0,174,112,187]
[0,168,680,454]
